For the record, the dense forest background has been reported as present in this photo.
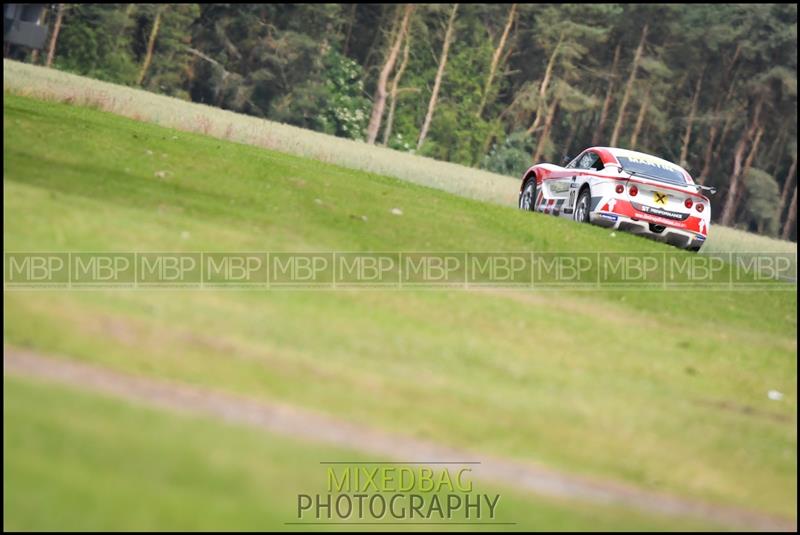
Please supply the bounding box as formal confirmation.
[10,3,799,239]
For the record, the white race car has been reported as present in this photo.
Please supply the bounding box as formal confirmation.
[518,147,714,251]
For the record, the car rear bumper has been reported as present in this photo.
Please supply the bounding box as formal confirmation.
[590,211,707,250]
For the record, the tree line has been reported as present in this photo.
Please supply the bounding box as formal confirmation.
[15,3,798,239]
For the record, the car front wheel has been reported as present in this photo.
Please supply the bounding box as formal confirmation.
[519,180,536,211]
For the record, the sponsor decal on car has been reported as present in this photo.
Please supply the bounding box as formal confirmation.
[653,191,668,205]
[600,213,619,221]
[631,202,688,221]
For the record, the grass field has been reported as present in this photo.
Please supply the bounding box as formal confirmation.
[2,59,519,206]
[4,376,722,531]
[3,59,796,257]
[3,94,797,529]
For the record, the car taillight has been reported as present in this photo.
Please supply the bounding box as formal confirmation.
[685,198,693,209]
[629,185,638,196]
[615,184,624,194]
[696,203,704,213]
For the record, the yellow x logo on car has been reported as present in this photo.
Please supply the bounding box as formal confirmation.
[654,192,667,205]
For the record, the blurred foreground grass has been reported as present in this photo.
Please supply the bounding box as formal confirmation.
[4,376,724,531]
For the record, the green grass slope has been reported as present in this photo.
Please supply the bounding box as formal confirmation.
[3,95,797,523]
[5,59,796,255]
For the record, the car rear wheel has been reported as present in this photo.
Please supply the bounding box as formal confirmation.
[519,179,536,211]
[574,188,591,223]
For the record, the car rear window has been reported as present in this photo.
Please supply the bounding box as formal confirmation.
[618,156,687,185]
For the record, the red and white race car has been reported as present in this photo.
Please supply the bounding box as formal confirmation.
[518,147,715,251]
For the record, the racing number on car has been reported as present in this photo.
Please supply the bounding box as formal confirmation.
[567,177,578,209]
[654,191,667,205]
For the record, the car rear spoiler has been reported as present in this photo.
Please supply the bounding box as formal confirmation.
[694,184,717,195]
[617,165,717,195]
